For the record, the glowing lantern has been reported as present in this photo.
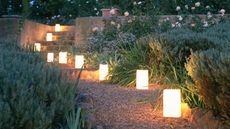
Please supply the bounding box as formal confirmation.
[47,53,54,62]
[99,64,109,81]
[136,70,148,90]
[55,24,61,32]
[59,52,67,64]
[163,89,181,118]
[75,55,84,69]
[34,43,41,52]
[46,33,53,41]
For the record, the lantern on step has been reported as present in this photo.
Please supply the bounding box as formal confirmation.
[136,70,149,89]
[75,55,84,69]
[163,89,181,118]
[47,52,54,62]
[99,64,109,81]
[55,24,61,32]
[59,52,67,64]
[46,33,53,41]
[34,43,41,52]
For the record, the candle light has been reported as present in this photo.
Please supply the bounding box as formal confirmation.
[46,33,53,41]
[75,55,84,69]
[136,70,149,89]
[99,64,109,81]
[47,52,54,62]
[34,43,41,52]
[163,89,181,118]
[55,24,61,32]
[59,52,67,64]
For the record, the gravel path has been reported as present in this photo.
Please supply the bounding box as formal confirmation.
[78,80,195,129]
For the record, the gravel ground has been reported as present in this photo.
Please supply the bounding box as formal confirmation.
[78,80,195,129]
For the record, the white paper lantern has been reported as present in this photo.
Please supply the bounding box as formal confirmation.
[55,24,61,32]
[99,64,109,81]
[46,33,53,41]
[163,89,181,118]
[34,43,41,52]
[75,55,84,69]
[59,52,67,64]
[47,53,54,62]
[136,70,149,89]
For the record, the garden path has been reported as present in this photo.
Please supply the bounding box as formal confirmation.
[78,79,195,129]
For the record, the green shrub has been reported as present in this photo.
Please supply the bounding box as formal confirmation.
[110,37,150,86]
[186,49,230,120]
[0,42,78,129]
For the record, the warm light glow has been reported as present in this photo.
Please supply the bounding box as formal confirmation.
[99,64,109,81]
[181,102,191,118]
[163,89,181,118]
[136,70,148,89]
[46,33,53,41]
[47,53,54,62]
[34,43,41,52]
[59,52,67,64]
[55,24,61,32]
[75,55,84,69]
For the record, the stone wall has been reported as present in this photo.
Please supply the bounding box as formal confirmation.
[75,17,104,45]
[20,20,53,46]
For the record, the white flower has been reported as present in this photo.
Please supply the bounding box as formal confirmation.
[206,5,210,9]
[110,21,116,25]
[207,12,212,19]
[92,27,98,32]
[94,8,97,11]
[110,9,116,15]
[185,5,189,10]
[138,1,142,5]
[171,23,175,28]
[117,24,121,29]
[177,15,183,21]
[220,9,226,16]
[175,22,181,27]
[30,1,34,6]
[96,11,99,16]
[191,23,196,27]
[203,21,208,27]
[195,2,200,7]
[124,11,129,17]
[133,1,137,5]
[86,1,89,3]
[220,9,226,14]
[191,7,195,10]
[128,20,132,23]
[176,6,181,11]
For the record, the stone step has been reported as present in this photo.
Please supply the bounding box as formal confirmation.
[53,34,75,41]
[40,44,76,52]
[38,40,75,45]
[48,25,75,32]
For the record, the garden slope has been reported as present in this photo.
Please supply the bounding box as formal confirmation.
[78,80,195,129]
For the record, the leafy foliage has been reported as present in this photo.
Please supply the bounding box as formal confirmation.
[110,38,150,86]
[186,49,230,120]
[0,41,78,129]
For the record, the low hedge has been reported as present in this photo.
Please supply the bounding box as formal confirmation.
[0,42,77,129]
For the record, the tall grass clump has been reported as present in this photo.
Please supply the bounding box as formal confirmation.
[110,37,150,86]
[0,41,83,129]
